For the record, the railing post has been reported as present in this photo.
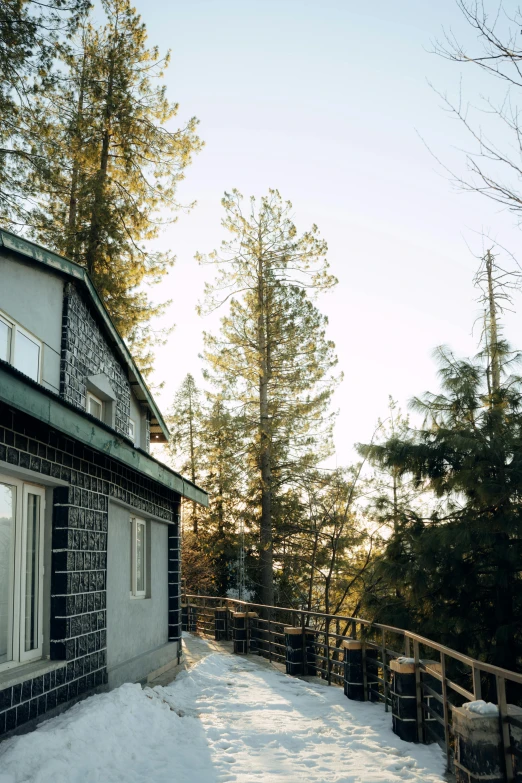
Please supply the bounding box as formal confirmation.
[301,610,307,676]
[381,628,388,711]
[362,640,368,701]
[413,639,424,743]
[472,664,482,701]
[497,675,515,782]
[268,608,272,664]
[440,653,451,770]
[404,634,411,658]
[326,617,331,685]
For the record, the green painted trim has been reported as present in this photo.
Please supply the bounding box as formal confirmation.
[0,229,170,440]
[0,367,208,507]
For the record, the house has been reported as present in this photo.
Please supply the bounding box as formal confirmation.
[0,229,208,738]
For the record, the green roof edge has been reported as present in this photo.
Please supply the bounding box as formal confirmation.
[0,365,208,507]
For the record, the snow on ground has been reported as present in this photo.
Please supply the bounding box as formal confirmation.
[0,647,446,783]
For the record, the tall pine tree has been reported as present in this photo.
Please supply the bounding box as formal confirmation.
[198,190,339,605]
[0,0,88,226]
[28,0,202,372]
[360,250,522,673]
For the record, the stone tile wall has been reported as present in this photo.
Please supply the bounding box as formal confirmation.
[0,402,181,738]
[60,284,131,437]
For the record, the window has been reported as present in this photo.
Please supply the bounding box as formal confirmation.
[87,391,103,420]
[0,476,45,671]
[131,517,146,598]
[129,419,135,440]
[0,311,41,383]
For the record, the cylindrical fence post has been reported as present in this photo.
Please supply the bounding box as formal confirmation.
[391,658,420,743]
[452,700,522,783]
[285,627,304,675]
[343,639,364,700]
[284,626,317,676]
[249,612,259,653]
[214,606,228,641]
[233,612,248,654]
[391,657,443,745]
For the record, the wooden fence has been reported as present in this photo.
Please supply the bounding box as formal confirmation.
[184,593,522,781]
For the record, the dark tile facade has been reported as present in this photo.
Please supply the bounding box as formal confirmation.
[60,284,131,437]
[0,403,181,737]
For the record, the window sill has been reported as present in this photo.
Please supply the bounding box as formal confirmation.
[0,659,65,690]
[129,593,150,601]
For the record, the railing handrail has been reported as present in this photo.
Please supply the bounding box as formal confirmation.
[185,593,522,686]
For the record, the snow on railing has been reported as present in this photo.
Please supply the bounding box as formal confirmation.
[183,594,522,782]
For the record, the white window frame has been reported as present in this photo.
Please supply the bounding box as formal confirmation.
[131,517,147,599]
[0,476,45,673]
[129,419,135,441]
[87,391,104,421]
[0,309,42,383]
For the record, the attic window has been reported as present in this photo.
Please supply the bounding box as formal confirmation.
[0,310,41,383]
[87,391,103,420]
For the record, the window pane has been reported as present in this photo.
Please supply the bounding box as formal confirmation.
[136,523,145,593]
[0,483,16,664]
[24,494,40,652]
[0,319,11,362]
[88,395,103,420]
[15,331,40,381]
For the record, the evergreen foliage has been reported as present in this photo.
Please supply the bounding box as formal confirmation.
[360,252,522,672]
[0,0,88,225]
[23,0,201,373]
[198,189,340,605]
[167,376,243,597]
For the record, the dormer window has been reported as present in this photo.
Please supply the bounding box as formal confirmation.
[87,391,103,420]
[0,310,41,383]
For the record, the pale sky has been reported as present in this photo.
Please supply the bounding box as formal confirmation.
[135,0,522,466]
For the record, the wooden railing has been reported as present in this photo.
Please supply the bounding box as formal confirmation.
[184,594,522,781]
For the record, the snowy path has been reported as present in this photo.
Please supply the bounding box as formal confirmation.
[0,637,447,783]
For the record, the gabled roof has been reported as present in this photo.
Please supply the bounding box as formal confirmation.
[0,228,169,443]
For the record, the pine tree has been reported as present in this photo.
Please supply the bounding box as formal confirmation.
[167,374,203,535]
[28,0,202,372]
[200,397,244,596]
[0,0,88,226]
[361,250,522,673]
[167,378,244,596]
[198,189,339,606]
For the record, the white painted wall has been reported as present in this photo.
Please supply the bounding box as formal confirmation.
[0,251,63,393]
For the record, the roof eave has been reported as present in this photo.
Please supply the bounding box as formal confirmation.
[0,363,209,507]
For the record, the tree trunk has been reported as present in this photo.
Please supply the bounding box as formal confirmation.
[485,249,501,394]
[307,529,319,613]
[188,390,198,535]
[85,35,115,276]
[258,251,274,607]
[66,45,87,261]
